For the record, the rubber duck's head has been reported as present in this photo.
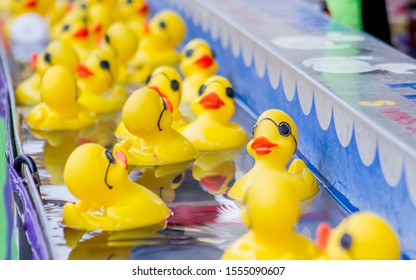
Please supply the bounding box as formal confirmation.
[40,65,79,114]
[316,212,401,260]
[76,48,118,93]
[57,15,90,42]
[122,87,173,137]
[242,182,300,238]
[146,10,186,49]
[144,66,182,114]
[33,40,80,76]
[248,109,298,165]
[102,22,138,63]
[10,0,50,16]
[116,0,149,19]
[191,75,236,121]
[180,38,218,77]
[87,2,112,38]
[64,143,129,206]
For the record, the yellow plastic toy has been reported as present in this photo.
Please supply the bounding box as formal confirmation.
[101,22,138,84]
[316,212,401,260]
[228,109,319,202]
[63,143,171,231]
[15,40,80,105]
[26,65,97,131]
[128,9,186,84]
[222,182,321,260]
[129,161,190,203]
[115,66,187,138]
[113,87,198,166]
[179,76,248,151]
[180,38,219,104]
[9,0,53,16]
[76,48,127,114]
[192,148,243,195]
[87,2,112,44]
[115,0,149,35]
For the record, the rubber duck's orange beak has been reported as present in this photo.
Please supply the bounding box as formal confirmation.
[76,64,94,78]
[74,28,89,39]
[115,150,128,170]
[195,55,213,68]
[199,92,225,109]
[91,23,103,34]
[25,0,37,8]
[316,222,332,250]
[250,136,278,155]
[148,85,173,112]
[144,21,150,34]
[137,3,149,14]
[201,176,226,193]
[31,53,38,68]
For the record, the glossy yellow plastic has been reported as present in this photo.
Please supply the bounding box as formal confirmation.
[128,10,186,84]
[228,109,319,202]
[9,0,53,16]
[129,161,190,203]
[87,2,112,43]
[316,212,401,260]
[63,143,171,231]
[193,148,243,195]
[26,65,97,131]
[115,66,187,138]
[16,40,80,105]
[114,0,149,36]
[179,75,248,151]
[113,88,198,166]
[222,182,321,260]
[76,48,127,114]
[101,22,138,84]
[180,38,219,104]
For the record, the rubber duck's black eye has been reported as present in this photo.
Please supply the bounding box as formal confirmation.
[145,75,151,85]
[185,49,193,57]
[126,0,132,4]
[105,34,110,44]
[170,80,180,91]
[340,233,353,250]
[105,150,115,164]
[63,24,70,31]
[198,84,206,96]
[159,21,166,29]
[278,122,291,137]
[226,87,235,99]
[172,173,183,184]
[100,60,110,70]
[251,122,257,139]
[44,52,51,64]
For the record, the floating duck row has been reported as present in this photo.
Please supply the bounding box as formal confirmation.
[3,0,402,260]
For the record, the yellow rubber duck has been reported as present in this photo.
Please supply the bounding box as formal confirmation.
[180,38,219,104]
[115,66,187,138]
[26,65,97,131]
[128,9,186,84]
[9,0,53,16]
[101,22,138,84]
[192,148,243,195]
[129,161,190,203]
[87,2,112,44]
[15,40,80,105]
[55,14,94,61]
[222,182,322,260]
[76,48,127,114]
[316,212,401,260]
[115,0,149,35]
[63,143,171,231]
[113,87,198,166]
[228,109,319,202]
[179,76,249,151]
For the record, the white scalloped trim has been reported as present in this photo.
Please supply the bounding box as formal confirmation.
[354,121,377,166]
[241,37,253,67]
[281,67,296,101]
[313,88,332,130]
[333,102,354,147]
[220,22,229,49]
[209,16,219,40]
[297,79,314,115]
[378,137,404,187]
[253,45,266,78]
[230,28,241,58]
